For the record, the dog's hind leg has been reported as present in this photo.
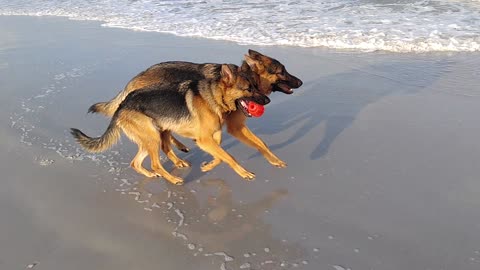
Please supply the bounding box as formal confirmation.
[130,147,156,177]
[144,129,184,185]
[120,111,184,185]
[161,131,191,168]
[118,111,157,178]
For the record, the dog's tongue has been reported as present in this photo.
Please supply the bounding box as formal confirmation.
[247,101,264,117]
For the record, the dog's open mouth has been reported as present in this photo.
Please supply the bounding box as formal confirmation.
[236,98,252,117]
[274,82,294,94]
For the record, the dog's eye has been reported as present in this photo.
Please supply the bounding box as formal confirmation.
[276,70,287,79]
[267,67,277,74]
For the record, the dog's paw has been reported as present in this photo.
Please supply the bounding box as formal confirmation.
[175,159,191,168]
[179,147,190,153]
[167,176,184,186]
[154,171,184,185]
[142,171,158,178]
[201,159,221,172]
[240,171,256,181]
[270,159,287,168]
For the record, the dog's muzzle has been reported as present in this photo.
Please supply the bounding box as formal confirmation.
[273,75,303,94]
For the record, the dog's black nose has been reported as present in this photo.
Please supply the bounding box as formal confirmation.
[263,95,271,105]
[296,78,303,88]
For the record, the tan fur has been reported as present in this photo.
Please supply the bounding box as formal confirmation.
[90,63,220,118]
[128,68,258,183]
[89,51,300,171]
[199,56,288,172]
[72,64,259,184]
[117,110,183,184]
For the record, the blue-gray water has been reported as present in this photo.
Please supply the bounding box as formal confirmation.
[1,0,480,52]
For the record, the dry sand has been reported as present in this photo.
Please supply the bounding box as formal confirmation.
[1,16,480,270]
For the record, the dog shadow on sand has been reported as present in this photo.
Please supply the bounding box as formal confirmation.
[180,59,450,166]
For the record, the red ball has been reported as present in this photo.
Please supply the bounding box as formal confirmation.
[247,101,264,117]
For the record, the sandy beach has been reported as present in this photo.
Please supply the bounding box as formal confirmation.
[2,15,480,270]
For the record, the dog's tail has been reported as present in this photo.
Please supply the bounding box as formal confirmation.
[70,115,121,153]
[88,88,130,117]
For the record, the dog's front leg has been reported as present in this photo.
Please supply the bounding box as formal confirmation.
[200,131,222,172]
[226,114,286,168]
[197,131,255,180]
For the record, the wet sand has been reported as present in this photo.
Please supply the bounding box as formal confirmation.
[1,16,480,270]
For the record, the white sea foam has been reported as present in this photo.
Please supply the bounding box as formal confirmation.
[1,0,480,52]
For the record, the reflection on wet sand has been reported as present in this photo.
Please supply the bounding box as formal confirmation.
[129,177,307,269]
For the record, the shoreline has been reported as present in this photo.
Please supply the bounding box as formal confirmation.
[3,14,480,54]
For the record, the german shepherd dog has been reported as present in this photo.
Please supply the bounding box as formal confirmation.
[88,50,302,170]
[71,64,270,185]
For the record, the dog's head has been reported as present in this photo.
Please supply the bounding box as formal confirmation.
[244,49,303,95]
[219,64,270,116]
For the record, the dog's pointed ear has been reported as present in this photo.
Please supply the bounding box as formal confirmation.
[221,64,235,85]
[248,49,264,60]
[244,55,262,73]
[239,61,249,72]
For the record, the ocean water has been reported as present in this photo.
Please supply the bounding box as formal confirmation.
[1,0,480,52]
